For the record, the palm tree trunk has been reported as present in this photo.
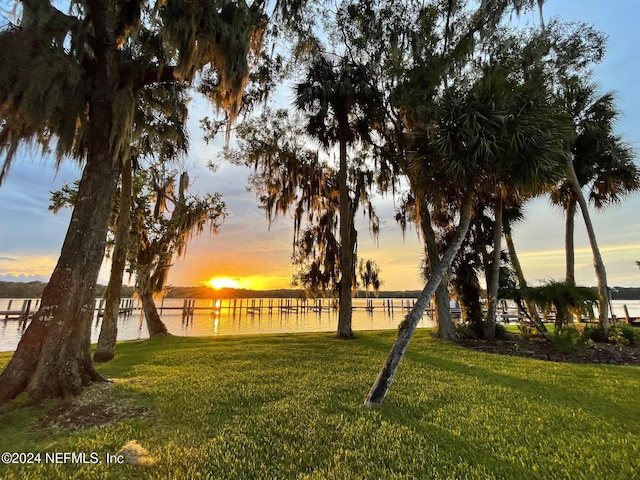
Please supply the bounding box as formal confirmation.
[565,196,576,284]
[434,281,453,337]
[456,267,484,336]
[338,136,354,339]
[485,191,503,340]
[504,225,547,333]
[418,203,454,339]
[365,191,473,407]
[566,158,610,333]
[94,156,133,362]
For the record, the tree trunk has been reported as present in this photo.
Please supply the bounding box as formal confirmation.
[434,281,454,338]
[565,196,576,284]
[141,292,169,337]
[0,2,119,405]
[337,136,354,339]
[504,226,547,334]
[138,268,170,337]
[485,191,503,340]
[566,158,610,333]
[94,156,133,362]
[365,191,474,407]
[418,203,454,339]
[456,268,484,336]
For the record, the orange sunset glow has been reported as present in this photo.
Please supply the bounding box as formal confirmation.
[207,277,241,290]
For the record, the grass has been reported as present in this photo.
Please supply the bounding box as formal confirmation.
[0,330,639,479]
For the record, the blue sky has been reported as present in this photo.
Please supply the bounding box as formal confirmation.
[0,0,638,290]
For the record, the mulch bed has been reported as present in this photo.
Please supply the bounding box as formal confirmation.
[455,332,640,365]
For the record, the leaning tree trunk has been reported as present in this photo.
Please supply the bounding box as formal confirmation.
[418,203,453,339]
[137,268,170,337]
[0,6,120,405]
[504,226,547,334]
[565,196,577,284]
[337,136,354,339]
[141,292,169,337]
[94,156,133,362]
[566,158,610,333]
[365,191,474,407]
[485,190,503,340]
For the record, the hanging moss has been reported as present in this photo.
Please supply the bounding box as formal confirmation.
[110,86,136,162]
[159,0,266,129]
[0,27,86,181]
[2,0,273,185]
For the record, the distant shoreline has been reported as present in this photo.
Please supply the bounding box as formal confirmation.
[2,281,640,300]
[163,286,425,300]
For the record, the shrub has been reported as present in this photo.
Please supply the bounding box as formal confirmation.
[518,322,534,341]
[551,326,586,355]
[455,323,478,339]
[619,324,640,345]
[582,325,607,343]
[607,324,640,346]
[607,325,630,347]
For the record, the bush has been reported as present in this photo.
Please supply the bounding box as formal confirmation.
[551,326,586,355]
[518,323,534,341]
[607,325,630,346]
[582,325,607,343]
[455,323,478,339]
[607,324,640,346]
[580,323,640,347]
[619,324,640,345]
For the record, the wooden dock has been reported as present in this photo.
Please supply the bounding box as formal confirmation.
[0,299,38,320]
[1,296,455,321]
[160,297,442,318]
[1,298,136,321]
[95,298,136,317]
[162,298,338,317]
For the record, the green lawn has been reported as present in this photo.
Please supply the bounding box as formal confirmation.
[0,330,639,479]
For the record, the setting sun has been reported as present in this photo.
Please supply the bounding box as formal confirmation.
[207,277,240,290]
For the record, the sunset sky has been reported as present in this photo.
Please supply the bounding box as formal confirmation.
[0,0,638,292]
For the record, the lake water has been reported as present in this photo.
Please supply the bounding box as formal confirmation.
[2,298,639,353]
[0,297,435,353]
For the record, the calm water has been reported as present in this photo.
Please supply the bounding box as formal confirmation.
[2,298,639,353]
[0,297,435,352]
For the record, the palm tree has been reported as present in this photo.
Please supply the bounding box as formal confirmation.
[447,200,495,336]
[294,55,382,339]
[446,63,571,340]
[553,77,639,333]
[331,0,554,342]
[231,108,382,314]
[365,60,570,405]
[522,281,599,331]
